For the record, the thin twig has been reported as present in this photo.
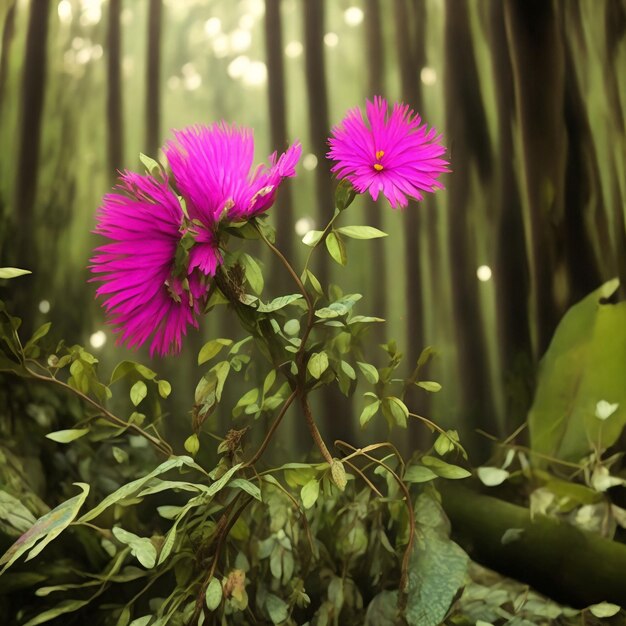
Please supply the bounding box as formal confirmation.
[24,365,172,457]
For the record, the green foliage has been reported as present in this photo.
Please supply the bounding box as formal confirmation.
[529,279,626,461]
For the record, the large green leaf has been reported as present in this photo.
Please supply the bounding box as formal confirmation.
[0,483,90,574]
[529,279,626,461]
[405,495,469,626]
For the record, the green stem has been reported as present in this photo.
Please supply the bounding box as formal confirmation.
[244,389,298,467]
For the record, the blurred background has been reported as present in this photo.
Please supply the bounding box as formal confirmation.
[0,0,625,459]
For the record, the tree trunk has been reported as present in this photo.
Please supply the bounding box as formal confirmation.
[444,1,495,445]
[440,482,626,608]
[145,0,162,159]
[107,0,124,176]
[503,0,566,355]
[13,0,50,334]
[487,3,534,432]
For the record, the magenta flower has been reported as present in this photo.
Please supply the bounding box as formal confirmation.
[327,96,449,209]
[164,123,301,223]
[90,171,210,356]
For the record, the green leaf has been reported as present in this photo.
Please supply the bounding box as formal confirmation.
[22,599,92,626]
[303,269,323,295]
[129,617,152,626]
[25,322,51,351]
[404,466,438,483]
[360,400,380,428]
[340,361,356,380]
[157,379,171,398]
[588,602,621,618]
[365,591,398,626]
[228,479,262,501]
[302,230,324,247]
[529,279,626,461]
[335,225,388,239]
[477,467,510,487]
[184,434,200,456]
[45,428,89,444]
[213,360,231,401]
[416,381,442,393]
[139,152,161,175]
[307,352,329,379]
[112,447,128,464]
[335,178,357,211]
[198,338,232,365]
[266,593,289,624]
[357,361,379,384]
[405,495,469,626]
[240,253,264,294]
[130,381,147,406]
[421,456,471,479]
[283,319,300,336]
[0,490,37,533]
[78,456,199,522]
[112,527,157,569]
[330,459,347,491]
[110,360,157,384]
[0,267,31,279]
[325,231,347,265]
[263,370,277,394]
[301,479,320,509]
[205,577,223,611]
[383,396,409,428]
[257,294,302,313]
[0,483,89,574]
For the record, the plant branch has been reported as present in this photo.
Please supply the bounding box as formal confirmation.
[300,392,333,465]
[23,365,173,457]
[244,388,298,467]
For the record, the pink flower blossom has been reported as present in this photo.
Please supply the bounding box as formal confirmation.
[327,96,449,209]
[164,123,301,223]
[90,171,209,356]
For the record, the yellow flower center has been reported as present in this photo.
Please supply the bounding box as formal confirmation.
[374,150,385,171]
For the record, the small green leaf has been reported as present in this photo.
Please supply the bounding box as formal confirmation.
[325,231,347,265]
[304,269,323,295]
[477,467,510,487]
[335,225,388,239]
[301,479,320,509]
[130,381,147,406]
[421,456,471,479]
[307,352,329,379]
[157,379,172,398]
[283,319,300,336]
[45,429,89,444]
[205,577,223,611]
[198,338,232,365]
[302,230,324,247]
[184,434,200,456]
[360,400,380,428]
[416,381,442,393]
[589,602,621,618]
[112,447,128,464]
[340,361,356,380]
[384,396,409,428]
[139,152,161,175]
[330,459,347,491]
[335,178,357,211]
[0,267,31,279]
[357,362,379,384]
[112,527,156,569]
[257,294,302,313]
[240,253,264,294]
[266,593,289,624]
[404,465,438,483]
[263,370,276,394]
